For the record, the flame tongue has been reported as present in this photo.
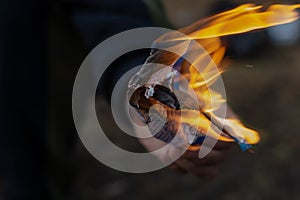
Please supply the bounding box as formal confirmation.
[173,4,300,40]
[176,4,300,147]
[129,4,300,150]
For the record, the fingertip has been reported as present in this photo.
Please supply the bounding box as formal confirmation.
[213,140,234,150]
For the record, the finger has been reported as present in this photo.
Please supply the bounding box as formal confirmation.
[175,158,219,179]
[210,140,234,150]
[168,163,187,174]
[175,157,196,172]
[183,149,225,166]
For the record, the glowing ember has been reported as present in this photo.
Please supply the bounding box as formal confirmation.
[129,4,300,151]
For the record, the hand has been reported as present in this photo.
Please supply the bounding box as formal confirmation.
[130,104,234,179]
[137,131,233,179]
[169,141,233,179]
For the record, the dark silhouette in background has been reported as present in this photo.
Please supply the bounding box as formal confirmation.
[0,0,153,199]
[0,1,48,199]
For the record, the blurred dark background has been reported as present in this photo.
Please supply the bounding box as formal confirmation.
[1,0,300,199]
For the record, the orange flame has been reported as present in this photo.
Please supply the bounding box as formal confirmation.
[154,4,300,146]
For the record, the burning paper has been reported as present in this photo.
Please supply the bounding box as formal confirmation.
[128,4,300,151]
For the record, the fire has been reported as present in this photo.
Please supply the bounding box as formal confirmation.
[152,4,300,148]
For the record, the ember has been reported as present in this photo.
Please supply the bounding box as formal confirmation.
[128,4,300,152]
